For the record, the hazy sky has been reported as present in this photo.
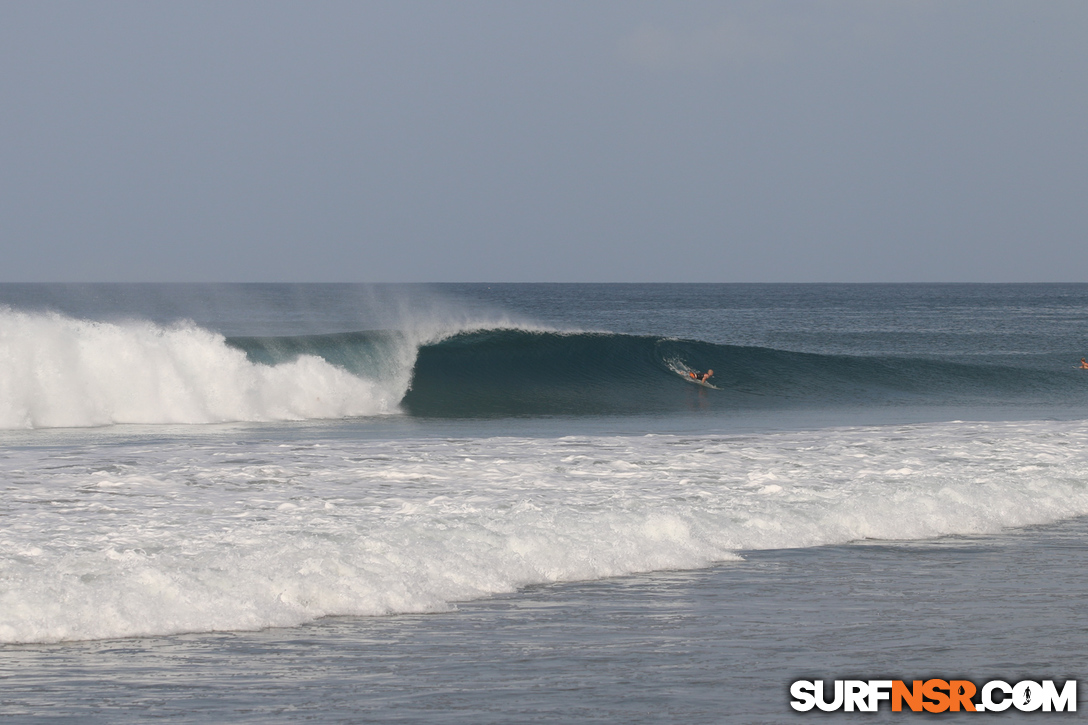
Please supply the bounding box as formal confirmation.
[2,1,1086,282]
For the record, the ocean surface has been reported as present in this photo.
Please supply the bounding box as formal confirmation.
[2,283,1087,722]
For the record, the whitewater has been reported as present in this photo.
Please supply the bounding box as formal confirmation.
[4,419,1088,644]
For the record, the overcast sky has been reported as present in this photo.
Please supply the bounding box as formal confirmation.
[1,1,1085,282]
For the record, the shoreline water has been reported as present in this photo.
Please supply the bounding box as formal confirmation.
[3,515,1084,723]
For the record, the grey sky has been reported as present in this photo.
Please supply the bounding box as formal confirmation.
[1,1,1085,282]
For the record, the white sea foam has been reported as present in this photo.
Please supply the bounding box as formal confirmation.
[0,309,408,428]
[3,419,1088,643]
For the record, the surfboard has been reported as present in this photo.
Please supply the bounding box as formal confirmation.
[681,374,719,389]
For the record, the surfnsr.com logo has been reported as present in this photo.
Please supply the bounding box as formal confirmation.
[790,679,1076,713]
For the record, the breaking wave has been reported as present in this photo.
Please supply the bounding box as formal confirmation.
[3,309,1083,428]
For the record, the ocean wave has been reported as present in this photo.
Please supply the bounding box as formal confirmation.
[3,309,1082,428]
[399,329,1079,416]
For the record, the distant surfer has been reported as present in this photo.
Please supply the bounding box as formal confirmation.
[1080,358,1088,369]
[689,369,714,383]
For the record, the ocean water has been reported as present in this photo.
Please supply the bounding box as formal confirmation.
[1,283,1087,722]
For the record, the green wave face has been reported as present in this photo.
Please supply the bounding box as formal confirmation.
[229,329,1087,418]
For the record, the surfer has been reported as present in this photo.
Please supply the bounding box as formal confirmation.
[1080,358,1088,369]
[689,369,714,383]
